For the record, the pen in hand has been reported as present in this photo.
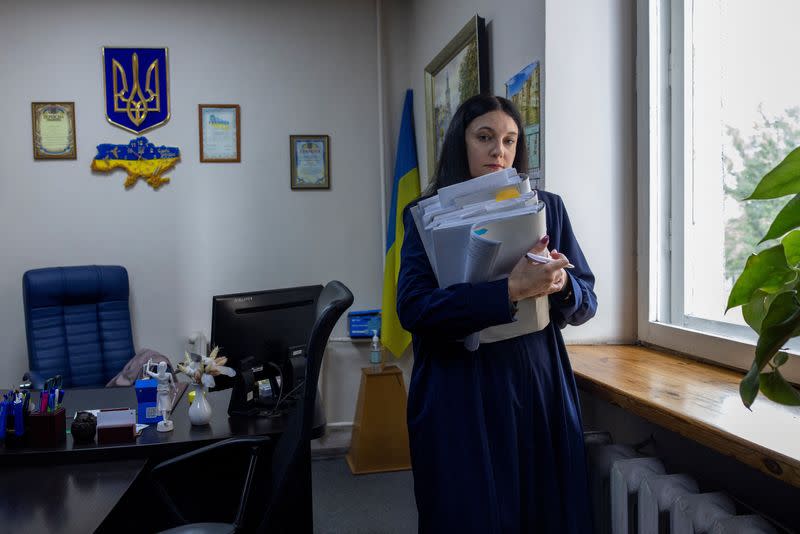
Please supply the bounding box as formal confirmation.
[526,252,575,269]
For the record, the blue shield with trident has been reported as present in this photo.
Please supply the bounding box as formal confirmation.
[103,47,170,134]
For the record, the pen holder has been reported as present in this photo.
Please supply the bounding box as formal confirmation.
[28,407,66,448]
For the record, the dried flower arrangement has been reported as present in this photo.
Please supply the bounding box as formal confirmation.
[176,346,236,390]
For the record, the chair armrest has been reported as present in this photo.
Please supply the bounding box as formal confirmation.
[21,370,45,390]
[150,436,273,526]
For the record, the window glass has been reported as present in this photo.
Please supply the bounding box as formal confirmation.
[681,0,800,335]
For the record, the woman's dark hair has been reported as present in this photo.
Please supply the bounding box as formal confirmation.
[423,94,528,196]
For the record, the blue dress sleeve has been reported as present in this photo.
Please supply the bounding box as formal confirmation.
[396,207,515,340]
[544,193,597,328]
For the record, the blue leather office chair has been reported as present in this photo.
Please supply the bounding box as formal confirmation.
[151,280,354,534]
[22,265,136,389]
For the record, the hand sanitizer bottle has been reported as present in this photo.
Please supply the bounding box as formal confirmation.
[370,330,382,370]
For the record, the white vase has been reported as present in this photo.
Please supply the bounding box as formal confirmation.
[188,384,212,425]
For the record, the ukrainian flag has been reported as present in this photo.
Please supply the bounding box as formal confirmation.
[381,90,420,358]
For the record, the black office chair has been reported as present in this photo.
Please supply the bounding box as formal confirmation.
[151,280,354,534]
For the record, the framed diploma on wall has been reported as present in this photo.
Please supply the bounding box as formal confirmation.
[31,102,77,160]
[199,104,241,162]
[290,135,330,190]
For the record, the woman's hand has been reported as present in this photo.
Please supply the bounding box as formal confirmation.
[507,236,571,301]
[546,249,570,296]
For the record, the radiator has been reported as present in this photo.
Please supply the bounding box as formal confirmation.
[639,474,698,533]
[611,456,666,533]
[586,442,780,534]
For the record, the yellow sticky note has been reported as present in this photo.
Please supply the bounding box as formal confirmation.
[495,187,520,201]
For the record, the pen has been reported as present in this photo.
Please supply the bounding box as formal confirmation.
[0,395,7,440]
[40,391,49,414]
[13,397,24,436]
[526,252,575,269]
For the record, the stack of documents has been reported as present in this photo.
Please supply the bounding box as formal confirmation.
[409,168,550,349]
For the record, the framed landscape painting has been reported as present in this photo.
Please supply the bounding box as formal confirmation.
[424,14,488,177]
[506,61,542,185]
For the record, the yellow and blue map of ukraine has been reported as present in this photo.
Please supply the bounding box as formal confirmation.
[91,137,180,190]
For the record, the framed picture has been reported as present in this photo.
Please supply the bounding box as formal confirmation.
[31,102,77,160]
[199,104,241,162]
[424,14,488,177]
[505,61,543,186]
[290,135,330,190]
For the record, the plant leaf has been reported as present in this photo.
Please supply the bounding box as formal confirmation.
[747,146,800,200]
[754,291,800,373]
[772,351,789,367]
[741,291,768,334]
[782,230,800,266]
[726,245,795,310]
[759,369,800,406]
[740,363,760,408]
[760,194,800,243]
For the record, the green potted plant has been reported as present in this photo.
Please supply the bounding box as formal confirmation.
[727,147,800,408]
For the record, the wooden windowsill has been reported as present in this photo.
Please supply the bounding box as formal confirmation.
[568,344,800,487]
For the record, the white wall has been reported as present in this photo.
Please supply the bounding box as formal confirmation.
[545,0,637,342]
[0,0,384,412]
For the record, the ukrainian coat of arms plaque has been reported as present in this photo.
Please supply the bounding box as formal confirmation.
[102,47,170,134]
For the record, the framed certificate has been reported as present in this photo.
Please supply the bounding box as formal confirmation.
[290,135,330,190]
[31,102,77,160]
[199,104,241,162]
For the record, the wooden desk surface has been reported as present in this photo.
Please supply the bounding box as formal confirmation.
[568,344,800,487]
[0,459,145,534]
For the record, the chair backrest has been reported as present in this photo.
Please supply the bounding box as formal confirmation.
[259,280,353,531]
[23,265,135,388]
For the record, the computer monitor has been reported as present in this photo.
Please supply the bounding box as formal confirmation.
[210,284,323,392]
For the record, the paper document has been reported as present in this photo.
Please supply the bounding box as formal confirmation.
[411,169,551,349]
[97,408,136,427]
[469,205,546,280]
[437,168,519,208]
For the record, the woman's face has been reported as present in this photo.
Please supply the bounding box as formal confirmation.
[465,110,519,178]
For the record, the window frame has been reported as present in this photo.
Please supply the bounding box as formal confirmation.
[635,0,800,382]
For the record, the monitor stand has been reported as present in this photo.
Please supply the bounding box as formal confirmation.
[228,359,285,417]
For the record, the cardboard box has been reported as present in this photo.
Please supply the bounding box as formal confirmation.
[97,408,136,444]
[135,378,163,424]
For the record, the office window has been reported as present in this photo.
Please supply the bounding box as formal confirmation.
[637,0,800,380]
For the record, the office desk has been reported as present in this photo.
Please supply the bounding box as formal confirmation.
[0,385,326,532]
[0,460,145,534]
[0,385,325,466]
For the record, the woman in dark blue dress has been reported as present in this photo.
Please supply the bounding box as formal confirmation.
[397,95,597,533]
